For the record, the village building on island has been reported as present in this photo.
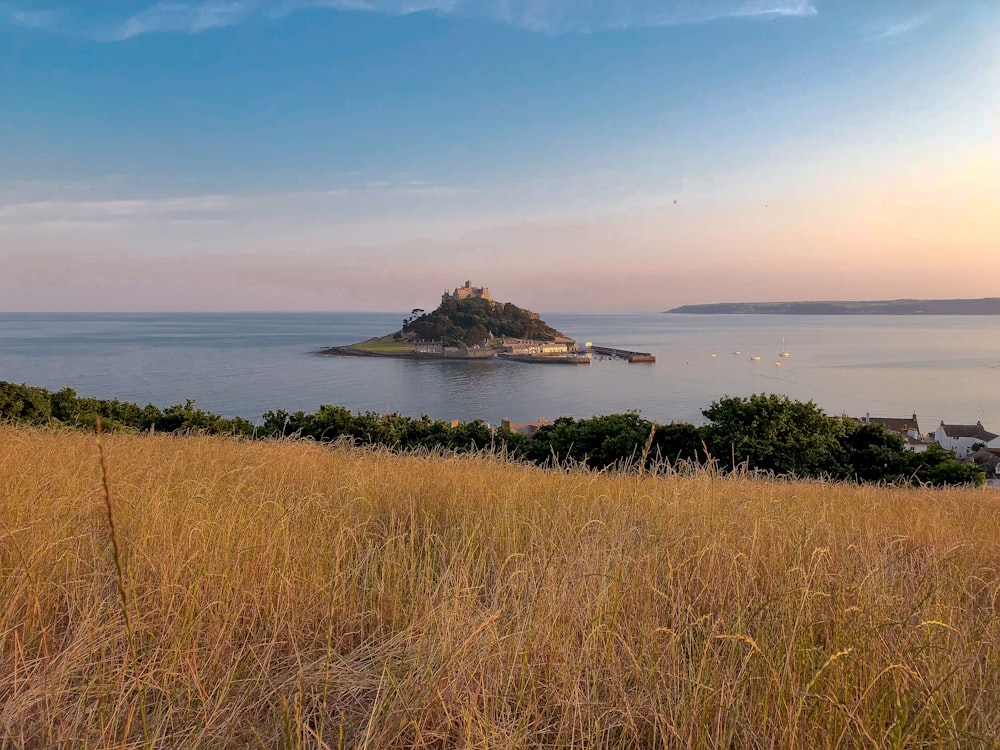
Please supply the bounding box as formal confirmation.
[503,340,576,356]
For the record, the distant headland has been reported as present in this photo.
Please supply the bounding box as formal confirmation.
[318,281,592,364]
[665,298,1000,315]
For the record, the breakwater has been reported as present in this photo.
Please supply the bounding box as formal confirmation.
[588,345,656,363]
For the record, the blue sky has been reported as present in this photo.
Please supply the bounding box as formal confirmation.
[1,0,997,311]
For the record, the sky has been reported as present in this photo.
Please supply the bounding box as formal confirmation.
[1,0,997,312]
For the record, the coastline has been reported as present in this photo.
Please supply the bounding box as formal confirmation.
[666,298,1000,315]
[316,345,417,359]
[316,345,593,364]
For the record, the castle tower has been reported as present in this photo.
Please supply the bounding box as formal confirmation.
[442,281,492,303]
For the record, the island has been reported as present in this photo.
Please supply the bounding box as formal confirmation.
[665,298,1000,315]
[319,281,591,364]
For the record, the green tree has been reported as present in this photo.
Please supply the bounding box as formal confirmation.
[402,298,564,344]
[906,444,985,487]
[525,413,655,470]
[837,421,912,483]
[652,422,705,465]
[307,404,356,442]
[701,394,847,477]
[0,382,52,424]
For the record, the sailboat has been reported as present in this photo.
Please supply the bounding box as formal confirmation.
[779,337,790,358]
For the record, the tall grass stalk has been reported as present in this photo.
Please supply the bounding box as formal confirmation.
[96,418,133,647]
[95,417,149,743]
[1,425,999,748]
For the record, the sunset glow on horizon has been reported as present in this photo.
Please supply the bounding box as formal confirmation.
[1,0,997,312]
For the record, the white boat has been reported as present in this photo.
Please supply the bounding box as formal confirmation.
[779,337,790,357]
[750,355,761,361]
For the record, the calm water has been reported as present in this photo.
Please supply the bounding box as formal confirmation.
[1,312,997,432]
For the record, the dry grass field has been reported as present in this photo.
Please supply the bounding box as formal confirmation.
[2,425,1000,749]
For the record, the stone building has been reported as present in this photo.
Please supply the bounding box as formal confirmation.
[442,280,492,304]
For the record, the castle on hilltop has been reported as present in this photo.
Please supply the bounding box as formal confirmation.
[442,280,493,304]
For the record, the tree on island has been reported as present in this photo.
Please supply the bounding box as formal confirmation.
[402,297,565,346]
[402,308,424,328]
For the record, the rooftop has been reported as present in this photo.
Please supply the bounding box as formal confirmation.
[939,421,998,441]
[862,413,920,434]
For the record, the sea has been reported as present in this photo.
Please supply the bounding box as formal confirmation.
[0,312,997,432]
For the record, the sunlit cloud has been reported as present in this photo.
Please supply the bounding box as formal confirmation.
[1,0,819,40]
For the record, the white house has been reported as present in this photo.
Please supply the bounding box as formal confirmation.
[934,421,1000,458]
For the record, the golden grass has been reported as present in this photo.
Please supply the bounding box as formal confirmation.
[2,425,1000,748]
[350,334,414,355]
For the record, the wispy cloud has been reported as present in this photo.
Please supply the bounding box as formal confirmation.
[108,1,261,41]
[272,0,820,34]
[0,178,465,227]
[730,0,817,19]
[0,195,234,224]
[1,0,819,40]
[6,8,62,29]
[0,1,265,39]
[868,10,935,41]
